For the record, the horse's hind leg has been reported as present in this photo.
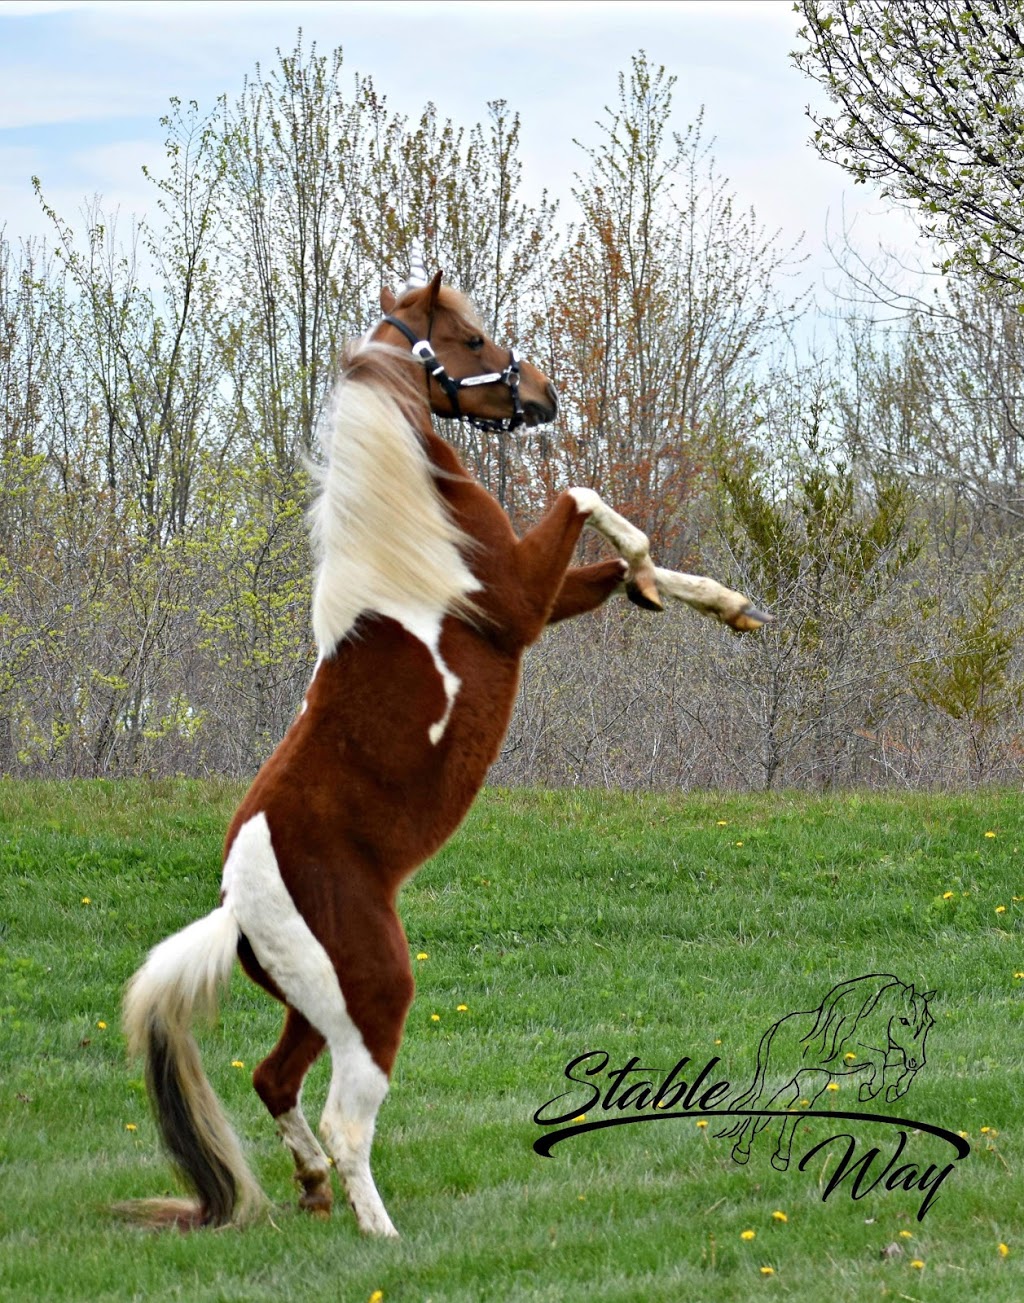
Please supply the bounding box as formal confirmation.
[319,1034,398,1237]
[253,1008,333,1217]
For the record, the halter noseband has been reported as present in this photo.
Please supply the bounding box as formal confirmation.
[381,313,525,433]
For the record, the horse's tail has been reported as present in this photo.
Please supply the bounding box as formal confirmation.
[117,905,266,1228]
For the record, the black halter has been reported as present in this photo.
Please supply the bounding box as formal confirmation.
[381,313,525,433]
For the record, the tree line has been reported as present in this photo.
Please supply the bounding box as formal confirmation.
[1,21,1022,789]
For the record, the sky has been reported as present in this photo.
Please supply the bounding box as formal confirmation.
[0,0,929,320]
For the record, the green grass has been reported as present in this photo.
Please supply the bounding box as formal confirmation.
[1,781,1022,1301]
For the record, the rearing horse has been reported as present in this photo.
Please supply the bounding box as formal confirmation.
[122,271,768,1236]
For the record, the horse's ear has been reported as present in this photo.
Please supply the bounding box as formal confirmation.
[425,270,443,313]
[380,286,397,315]
[919,990,936,1002]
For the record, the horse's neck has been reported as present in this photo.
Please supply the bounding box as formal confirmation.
[421,424,470,480]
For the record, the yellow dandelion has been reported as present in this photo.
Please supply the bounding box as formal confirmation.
[759,1265,775,1275]
[716,820,728,826]
[741,1229,756,1241]
[1015,972,1024,979]
[899,1229,913,1239]
[696,1119,709,1129]
[577,1194,586,1201]
[772,1210,788,1223]
[799,1098,810,1107]
[844,1052,857,1061]
[231,1060,245,1069]
[125,1123,137,1132]
[456,1004,468,1012]
[996,905,1007,914]
[369,1292,384,1303]
[943,891,955,900]
[714,1038,722,1045]
[985,830,997,838]
[416,952,429,961]
[96,1020,107,1030]
[735,841,744,847]
[826,1082,839,1092]
[999,1243,1010,1257]
[573,1114,587,1123]
[81,897,91,905]
[910,1259,925,1269]
[958,1130,970,1139]
[430,1013,440,1022]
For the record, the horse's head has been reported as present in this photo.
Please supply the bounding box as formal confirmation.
[378,272,557,432]
[886,983,935,1075]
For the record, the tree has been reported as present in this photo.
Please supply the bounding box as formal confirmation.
[539,54,801,563]
[714,387,920,789]
[910,562,1024,782]
[793,0,1024,291]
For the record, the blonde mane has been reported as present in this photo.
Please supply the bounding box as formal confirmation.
[309,341,479,656]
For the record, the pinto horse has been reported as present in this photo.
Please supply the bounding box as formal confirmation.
[122,272,768,1236]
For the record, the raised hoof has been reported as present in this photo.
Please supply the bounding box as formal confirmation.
[771,1152,790,1172]
[725,604,772,632]
[626,581,664,612]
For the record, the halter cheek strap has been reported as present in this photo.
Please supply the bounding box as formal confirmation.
[381,314,525,433]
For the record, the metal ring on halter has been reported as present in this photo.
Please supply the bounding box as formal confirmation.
[381,315,526,433]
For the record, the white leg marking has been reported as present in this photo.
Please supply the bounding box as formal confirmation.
[652,566,757,623]
[568,487,651,567]
[222,815,397,1236]
[277,1103,331,1190]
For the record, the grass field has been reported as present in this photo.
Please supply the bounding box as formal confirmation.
[1,780,1022,1302]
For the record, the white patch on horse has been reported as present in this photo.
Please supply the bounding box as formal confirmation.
[377,600,461,744]
[222,813,398,1236]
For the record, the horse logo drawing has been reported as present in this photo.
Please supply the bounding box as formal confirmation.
[717,974,935,1171]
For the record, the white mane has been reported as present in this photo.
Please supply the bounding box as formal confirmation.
[309,345,479,657]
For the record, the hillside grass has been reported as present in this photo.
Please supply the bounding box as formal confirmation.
[0,781,1022,1301]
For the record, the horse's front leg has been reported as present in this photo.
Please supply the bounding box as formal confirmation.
[547,560,628,624]
[511,492,610,640]
[566,490,770,631]
[566,489,664,610]
[652,568,772,632]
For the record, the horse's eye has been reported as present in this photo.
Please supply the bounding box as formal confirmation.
[467,336,484,352]
[900,1017,909,1025]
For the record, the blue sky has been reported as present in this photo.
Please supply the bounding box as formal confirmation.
[0,0,927,312]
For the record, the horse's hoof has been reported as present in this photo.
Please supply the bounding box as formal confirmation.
[625,562,664,612]
[726,604,772,632]
[626,580,664,612]
[299,1186,333,1219]
[771,1153,790,1172]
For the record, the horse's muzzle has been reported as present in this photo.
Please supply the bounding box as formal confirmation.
[524,383,558,427]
